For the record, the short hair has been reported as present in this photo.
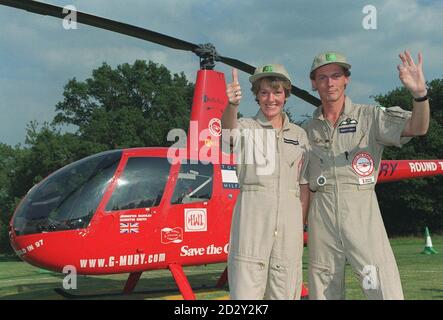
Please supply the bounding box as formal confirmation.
[251,77,291,103]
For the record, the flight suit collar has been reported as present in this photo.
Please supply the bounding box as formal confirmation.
[313,95,354,120]
[253,110,290,131]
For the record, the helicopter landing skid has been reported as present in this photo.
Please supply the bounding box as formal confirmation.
[54,283,225,300]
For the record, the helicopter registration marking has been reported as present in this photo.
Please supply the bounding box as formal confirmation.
[14,239,44,256]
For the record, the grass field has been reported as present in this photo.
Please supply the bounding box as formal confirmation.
[1,236,442,300]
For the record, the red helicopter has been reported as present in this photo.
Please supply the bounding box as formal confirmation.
[2,0,443,300]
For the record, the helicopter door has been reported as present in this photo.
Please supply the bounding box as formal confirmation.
[170,162,213,206]
[167,161,221,246]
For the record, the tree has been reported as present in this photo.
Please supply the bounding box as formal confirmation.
[1,60,196,254]
[53,60,194,148]
[0,143,23,253]
[374,79,443,235]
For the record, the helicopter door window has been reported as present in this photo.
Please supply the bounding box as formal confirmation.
[171,162,213,205]
[105,157,171,211]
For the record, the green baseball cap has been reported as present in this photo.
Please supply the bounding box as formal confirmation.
[249,63,291,84]
[310,51,351,79]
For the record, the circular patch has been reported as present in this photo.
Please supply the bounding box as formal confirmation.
[208,118,221,137]
[317,175,327,186]
[352,152,374,176]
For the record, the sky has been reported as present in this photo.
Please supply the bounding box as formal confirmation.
[0,0,442,146]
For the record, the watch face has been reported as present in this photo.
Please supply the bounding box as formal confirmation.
[317,175,326,186]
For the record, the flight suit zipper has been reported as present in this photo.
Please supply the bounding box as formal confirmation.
[325,119,344,245]
[332,116,347,246]
[274,130,282,239]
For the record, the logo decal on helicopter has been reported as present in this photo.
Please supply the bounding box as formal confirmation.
[185,209,207,232]
[120,222,139,234]
[180,243,229,257]
[161,227,183,244]
[208,118,222,136]
[203,95,224,105]
[221,164,240,189]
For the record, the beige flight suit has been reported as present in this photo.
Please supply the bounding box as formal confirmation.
[303,96,411,300]
[226,110,309,300]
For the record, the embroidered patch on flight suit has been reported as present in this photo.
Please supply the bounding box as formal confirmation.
[358,176,375,185]
[338,118,358,126]
[283,138,299,146]
[352,152,374,177]
[339,126,356,133]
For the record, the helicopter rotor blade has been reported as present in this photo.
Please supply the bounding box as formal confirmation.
[0,0,321,106]
[0,0,199,51]
[219,55,321,106]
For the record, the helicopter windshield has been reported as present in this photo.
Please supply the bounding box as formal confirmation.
[13,150,122,236]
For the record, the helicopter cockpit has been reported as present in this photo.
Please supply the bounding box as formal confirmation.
[12,150,122,236]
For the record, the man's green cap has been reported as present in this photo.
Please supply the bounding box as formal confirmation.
[249,63,291,84]
[310,51,351,78]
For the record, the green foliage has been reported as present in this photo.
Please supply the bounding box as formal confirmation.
[0,60,195,254]
[0,143,24,253]
[374,80,443,235]
[53,60,194,148]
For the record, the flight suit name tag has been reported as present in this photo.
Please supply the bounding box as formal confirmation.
[283,138,299,145]
[338,118,358,134]
[339,126,356,133]
[359,176,375,185]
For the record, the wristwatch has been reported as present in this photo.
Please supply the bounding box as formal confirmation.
[413,94,428,102]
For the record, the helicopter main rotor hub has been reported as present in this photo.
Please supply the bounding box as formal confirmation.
[193,43,220,70]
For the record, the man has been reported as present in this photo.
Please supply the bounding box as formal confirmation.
[222,64,310,299]
[303,51,429,299]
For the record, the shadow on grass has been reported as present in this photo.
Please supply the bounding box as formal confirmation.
[420,288,443,298]
[0,255,21,262]
[1,269,229,300]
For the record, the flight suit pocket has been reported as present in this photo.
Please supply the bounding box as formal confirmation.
[285,146,302,167]
[307,147,326,190]
[345,133,369,156]
[267,262,290,299]
[357,184,375,191]
[230,255,267,285]
[309,260,345,299]
[310,260,333,286]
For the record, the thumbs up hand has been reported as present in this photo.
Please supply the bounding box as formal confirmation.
[226,68,242,106]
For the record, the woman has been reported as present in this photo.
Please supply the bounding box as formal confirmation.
[221,64,310,299]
